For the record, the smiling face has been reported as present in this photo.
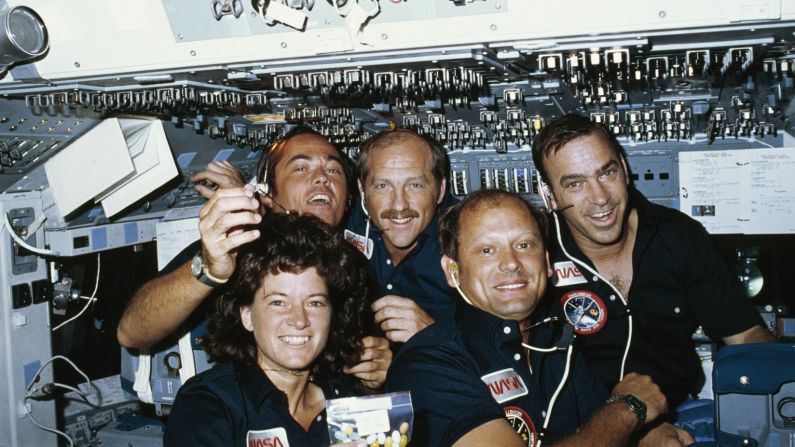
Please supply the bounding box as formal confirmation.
[239,268,332,373]
[270,133,348,227]
[442,197,552,321]
[543,133,631,251]
[359,137,445,263]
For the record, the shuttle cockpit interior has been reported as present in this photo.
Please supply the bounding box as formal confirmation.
[0,1,794,445]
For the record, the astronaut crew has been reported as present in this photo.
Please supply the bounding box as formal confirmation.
[121,117,775,446]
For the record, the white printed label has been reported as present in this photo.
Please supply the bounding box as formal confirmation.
[344,229,373,259]
[552,261,587,286]
[354,409,391,436]
[246,427,289,447]
[480,368,528,404]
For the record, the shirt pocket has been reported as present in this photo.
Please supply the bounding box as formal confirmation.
[635,294,695,347]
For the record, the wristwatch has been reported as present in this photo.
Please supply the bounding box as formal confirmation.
[606,394,646,430]
[190,251,228,287]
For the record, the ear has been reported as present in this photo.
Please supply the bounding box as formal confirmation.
[441,255,458,288]
[240,306,254,332]
[436,177,447,205]
[357,179,365,196]
[620,156,631,186]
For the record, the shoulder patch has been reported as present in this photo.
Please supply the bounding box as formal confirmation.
[246,427,289,447]
[561,290,608,335]
[480,368,528,404]
[504,406,537,446]
[344,229,373,259]
[552,261,588,287]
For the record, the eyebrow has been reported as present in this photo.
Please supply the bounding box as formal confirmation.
[263,292,329,299]
[370,174,429,184]
[285,154,344,166]
[558,160,619,185]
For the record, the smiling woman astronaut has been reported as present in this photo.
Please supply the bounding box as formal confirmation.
[163,213,373,446]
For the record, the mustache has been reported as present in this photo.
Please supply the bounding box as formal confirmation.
[380,209,420,220]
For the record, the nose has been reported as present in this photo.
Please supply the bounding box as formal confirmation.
[588,179,609,206]
[499,248,522,273]
[312,167,330,186]
[287,305,309,330]
[392,186,408,210]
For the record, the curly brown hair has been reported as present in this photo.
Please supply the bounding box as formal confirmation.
[205,213,374,384]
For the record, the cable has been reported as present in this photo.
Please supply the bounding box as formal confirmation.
[23,355,99,446]
[536,342,575,447]
[552,211,633,381]
[52,253,101,332]
[3,212,58,257]
[25,408,73,447]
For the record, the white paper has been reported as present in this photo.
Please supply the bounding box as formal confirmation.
[44,118,135,217]
[155,218,200,270]
[679,148,795,234]
[101,120,179,217]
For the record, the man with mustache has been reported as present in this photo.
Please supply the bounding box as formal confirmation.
[346,128,460,343]
[118,127,390,390]
[531,114,775,439]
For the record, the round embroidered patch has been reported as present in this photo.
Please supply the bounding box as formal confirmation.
[504,406,537,446]
[561,290,607,335]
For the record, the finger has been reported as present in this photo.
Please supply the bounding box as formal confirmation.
[345,366,387,384]
[199,187,256,218]
[343,360,379,375]
[217,229,260,251]
[200,197,260,229]
[201,211,262,240]
[360,336,389,349]
[194,183,217,200]
[373,306,410,324]
[384,329,412,343]
[356,347,389,363]
[371,295,414,312]
[193,169,240,189]
[676,428,695,446]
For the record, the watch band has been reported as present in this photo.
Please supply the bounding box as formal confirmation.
[197,269,228,287]
[191,251,228,288]
[605,394,646,431]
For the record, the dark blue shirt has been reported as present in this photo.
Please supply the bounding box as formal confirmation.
[345,192,459,323]
[385,303,607,446]
[164,362,329,447]
[546,188,763,408]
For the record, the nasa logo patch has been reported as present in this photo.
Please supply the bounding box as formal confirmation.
[561,290,607,335]
[552,261,587,286]
[504,406,537,446]
[246,427,289,447]
[480,368,529,404]
[343,229,373,259]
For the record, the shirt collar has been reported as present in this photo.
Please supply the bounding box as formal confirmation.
[456,303,523,348]
[237,362,279,408]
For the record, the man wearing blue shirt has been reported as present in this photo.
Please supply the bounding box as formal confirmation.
[347,129,459,343]
[387,189,679,446]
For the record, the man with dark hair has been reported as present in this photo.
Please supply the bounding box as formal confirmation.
[531,113,775,436]
[346,128,459,343]
[118,127,390,390]
[386,189,676,446]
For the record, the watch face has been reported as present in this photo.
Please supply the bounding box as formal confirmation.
[191,252,203,277]
[503,406,537,446]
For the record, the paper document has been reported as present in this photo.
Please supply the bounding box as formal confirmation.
[44,118,135,217]
[679,148,795,234]
[43,117,179,219]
